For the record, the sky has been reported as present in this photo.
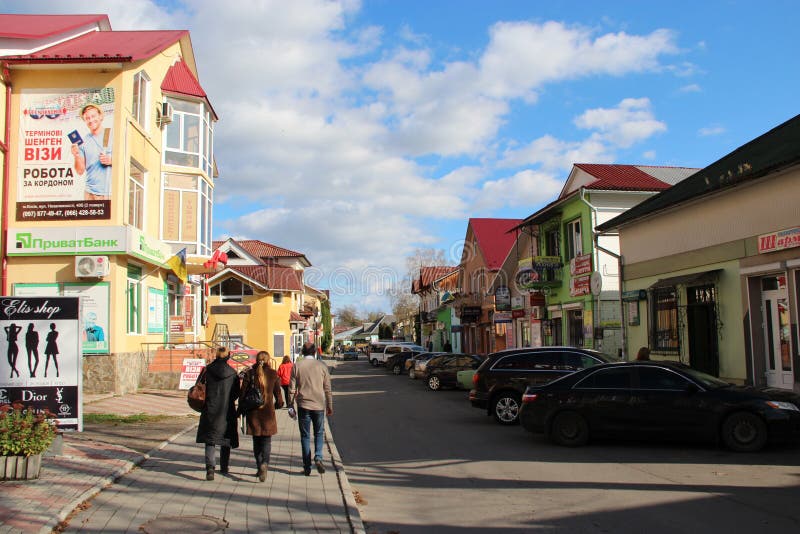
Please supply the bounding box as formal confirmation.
[4,1,799,314]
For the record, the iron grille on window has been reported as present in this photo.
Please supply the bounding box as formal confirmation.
[651,287,679,353]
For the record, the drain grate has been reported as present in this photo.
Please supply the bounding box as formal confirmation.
[140,515,228,533]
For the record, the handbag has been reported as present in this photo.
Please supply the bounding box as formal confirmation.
[187,367,207,412]
[240,379,265,413]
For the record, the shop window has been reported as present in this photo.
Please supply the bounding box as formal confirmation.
[132,70,150,128]
[651,287,679,353]
[127,265,142,334]
[565,218,582,260]
[128,162,145,230]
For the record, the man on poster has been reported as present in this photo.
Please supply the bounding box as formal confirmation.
[70,104,112,200]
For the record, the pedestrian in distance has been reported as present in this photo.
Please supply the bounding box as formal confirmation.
[289,342,333,476]
[25,323,39,378]
[196,346,240,480]
[44,323,59,377]
[636,346,651,361]
[239,351,283,482]
[277,355,293,407]
[443,340,452,353]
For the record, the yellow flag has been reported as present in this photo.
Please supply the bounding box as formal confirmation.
[166,248,187,283]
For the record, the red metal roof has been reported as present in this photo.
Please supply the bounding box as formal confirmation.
[162,58,206,98]
[420,266,457,288]
[470,218,523,271]
[290,311,304,322]
[574,164,671,191]
[0,14,109,39]
[4,30,187,62]
[229,265,304,291]
[215,239,305,260]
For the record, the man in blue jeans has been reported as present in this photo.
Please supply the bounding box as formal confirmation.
[289,342,333,475]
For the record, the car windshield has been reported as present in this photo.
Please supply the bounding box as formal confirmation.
[679,366,731,389]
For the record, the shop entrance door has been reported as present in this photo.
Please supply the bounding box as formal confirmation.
[761,275,793,389]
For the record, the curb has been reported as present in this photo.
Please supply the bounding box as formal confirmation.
[326,420,367,534]
[40,421,199,534]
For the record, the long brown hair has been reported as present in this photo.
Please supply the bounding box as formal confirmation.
[254,351,270,396]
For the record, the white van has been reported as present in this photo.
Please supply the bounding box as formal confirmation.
[368,341,425,367]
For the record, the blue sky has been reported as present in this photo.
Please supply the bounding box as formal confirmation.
[5,1,799,314]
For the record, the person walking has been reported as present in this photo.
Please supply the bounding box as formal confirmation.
[196,346,240,480]
[636,347,651,361]
[239,351,283,482]
[289,342,333,476]
[277,355,293,407]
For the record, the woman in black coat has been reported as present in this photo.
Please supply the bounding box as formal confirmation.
[196,347,240,480]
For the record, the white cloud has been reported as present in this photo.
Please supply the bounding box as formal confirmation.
[679,83,702,93]
[574,98,667,148]
[698,125,726,136]
[474,170,563,211]
[500,134,613,171]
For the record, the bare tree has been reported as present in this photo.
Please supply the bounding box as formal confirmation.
[334,305,360,327]
[390,247,448,318]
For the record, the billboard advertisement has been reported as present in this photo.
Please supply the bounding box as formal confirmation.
[17,88,115,222]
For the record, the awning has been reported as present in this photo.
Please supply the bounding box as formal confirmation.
[648,269,722,289]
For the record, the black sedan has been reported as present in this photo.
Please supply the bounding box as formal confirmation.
[519,361,800,452]
[385,350,422,375]
[423,353,485,391]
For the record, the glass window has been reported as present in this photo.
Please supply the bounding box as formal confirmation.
[128,162,145,230]
[651,287,679,353]
[127,265,142,334]
[566,218,582,260]
[164,97,213,174]
[562,352,601,371]
[273,293,283,304]
[132,70,150,128]
[576,368,632,389]
[494,352,561,370]
[213,278,253,303]
[162,173,211,254]
[637,367,691,390]
[545,228,560,257]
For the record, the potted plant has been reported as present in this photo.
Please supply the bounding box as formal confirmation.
[0,402,58,480]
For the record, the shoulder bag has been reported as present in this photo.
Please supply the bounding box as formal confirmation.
[187,367,207,412]
[240,375,265,412]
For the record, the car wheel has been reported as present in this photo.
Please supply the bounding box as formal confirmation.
[549,411,589,447]
[370,358,378,367]
[409,368,416,379]
[428,375,441,391]
[722,411,767,452]
[392,364,402,375]
[492,393,521,425]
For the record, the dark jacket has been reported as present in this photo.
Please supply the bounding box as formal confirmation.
[196,357,240,448]
[239,364,284,437]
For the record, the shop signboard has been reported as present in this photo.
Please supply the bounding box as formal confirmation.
[758,226,800,254]
[8,226,125,256]
[494,312,512,323]
[461,306,481,323]
[511,296,525,310]
[570,275,591,297]
[0,296,82,430]
[570,253,592,276]
[17,88,115,222]
[512,309,525,319]
[494,286,511,311]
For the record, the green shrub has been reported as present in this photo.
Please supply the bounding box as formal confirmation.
[0,402,58,456]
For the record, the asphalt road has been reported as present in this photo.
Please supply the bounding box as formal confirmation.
[328,359,800,534]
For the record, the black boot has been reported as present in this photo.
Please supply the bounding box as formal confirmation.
[206,467,214,481]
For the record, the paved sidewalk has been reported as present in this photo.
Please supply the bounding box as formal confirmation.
[0,391,364,534]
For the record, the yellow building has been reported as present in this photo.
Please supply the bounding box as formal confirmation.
[208,239,325,360]
[1,14,220,393]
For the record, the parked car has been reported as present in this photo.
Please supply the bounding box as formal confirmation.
[409,352,444,379]
[338,349,360,361]
[519,360,800,452]
[385,350,423,375]
[423,353,485,390]
[369,341,425,366]
[470,347,618,425]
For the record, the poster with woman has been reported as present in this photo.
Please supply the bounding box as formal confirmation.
[0,297,81,430]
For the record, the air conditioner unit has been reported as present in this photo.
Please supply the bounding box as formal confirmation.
[75,256,110,278]
[159,102,174,126]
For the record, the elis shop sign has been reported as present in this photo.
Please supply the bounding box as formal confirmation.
[0,297,82,430]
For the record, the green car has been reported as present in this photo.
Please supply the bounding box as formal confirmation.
[456,369,476,390]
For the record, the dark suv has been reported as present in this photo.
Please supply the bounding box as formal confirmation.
[469,347,617,425]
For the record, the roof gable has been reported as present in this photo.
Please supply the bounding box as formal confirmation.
[469,218,522,271]
[217,265,304,292]
[214,238,309,266]
[597,113,800,232]
[162,58,218,119]
[565,164,672,196]
[0,14,110,39]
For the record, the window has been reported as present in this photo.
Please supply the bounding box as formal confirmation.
[128,162,145,229]
[637,367,690,390]
[493,352,561,371]
[567,309,584,347]
[164,98,214,175]
[566,219,582,260]
[132,71,150,128]
[210,277,253,303]
[127,265,142,334]
[576,368,632,389]
[162,173,213,254]
[544,228,560,257]
[562,352,601,371]
[651,287,679,353]
[273,292,283,304]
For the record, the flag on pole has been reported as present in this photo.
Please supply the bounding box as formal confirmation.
[166,248,188,283]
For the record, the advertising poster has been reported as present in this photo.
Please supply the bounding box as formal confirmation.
[18,88,115,222]
[179,358,206,390]
[0,296,82,430]
[148,287,166,334]
[63,283,110,354]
